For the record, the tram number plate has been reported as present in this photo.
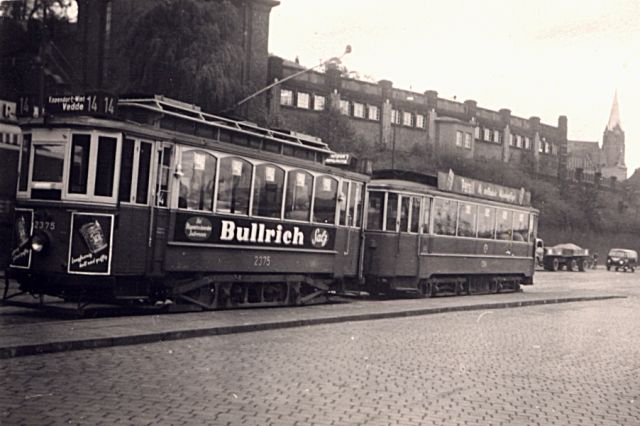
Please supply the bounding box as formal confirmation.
[254,255,271,267]
[34,220,56,231]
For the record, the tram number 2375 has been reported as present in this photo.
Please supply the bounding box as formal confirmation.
[254,255,271,267]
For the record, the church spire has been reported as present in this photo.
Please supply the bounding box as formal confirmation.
[606,91,622,131]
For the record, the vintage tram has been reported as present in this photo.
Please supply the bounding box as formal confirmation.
[5,94,540,310]
[7,95,368,309]
[362,170,538,296]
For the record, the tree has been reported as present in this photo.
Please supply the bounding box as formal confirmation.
[121,0,244,114]
[0,0,77,99]
[305,107,368,156]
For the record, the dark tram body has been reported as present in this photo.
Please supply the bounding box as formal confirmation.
[6,95,539,310]
[7,96,367,309]
[362,171,538,296]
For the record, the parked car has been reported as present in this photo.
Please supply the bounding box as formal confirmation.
[606,248,637,272]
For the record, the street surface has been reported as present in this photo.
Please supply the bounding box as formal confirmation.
[1,268,640,425]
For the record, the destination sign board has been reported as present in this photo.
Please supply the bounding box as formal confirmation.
[325,153,351,166]
[437,170,531,206]
[45,93,118,117]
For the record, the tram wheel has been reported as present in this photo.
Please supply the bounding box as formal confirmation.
[421,281,435,298]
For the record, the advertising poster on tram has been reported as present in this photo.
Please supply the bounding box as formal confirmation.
[173,213,336,251]
[68,213,114,275]
[10,208,33,269]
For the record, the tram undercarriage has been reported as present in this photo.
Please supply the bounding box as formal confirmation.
[4,270,341,311]
[369,274,524,298]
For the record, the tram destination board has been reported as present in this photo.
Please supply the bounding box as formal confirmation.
[15,93,118,118]
[46,93,117,117]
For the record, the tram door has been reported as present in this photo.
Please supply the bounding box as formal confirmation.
[148,143,174,275]
[389,194,420,279]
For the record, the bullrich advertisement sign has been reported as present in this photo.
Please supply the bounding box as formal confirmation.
[173,213,335,251]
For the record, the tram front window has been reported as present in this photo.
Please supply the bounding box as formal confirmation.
[32,142,65,199]
[33,143,65,184]
[69,135,91,194]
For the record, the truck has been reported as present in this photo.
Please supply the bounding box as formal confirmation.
[541,242,590,272]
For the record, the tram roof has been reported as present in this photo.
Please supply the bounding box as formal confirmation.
[118,95,334,157]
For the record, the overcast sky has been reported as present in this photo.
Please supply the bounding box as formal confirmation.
[269,0,640,175]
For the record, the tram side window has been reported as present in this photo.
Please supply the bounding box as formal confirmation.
[513,211,529,241]
[457,202,477,237]
[136,142,152,204]
[410,197,420,233]
[421,197,431,233]
[284,170,312,221]
[217,157,252,215]
[18,134,31,192]
[399,196,410,232]
[496,209,513,240]
[156,146,172,207]
[313,175,338,224]
[94,136,117,197]
[477,206,495,239]
[528,214,537,243]
[338,181,350,226]
[118,138,135,201]
[366,191,384,230]
[252,163,284,218]
[350,183,363,227]
[179,150,216,211]
[386,192,398,231]
[433,198,457,236]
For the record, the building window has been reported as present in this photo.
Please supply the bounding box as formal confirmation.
[464,133,472,149]
[509,134,514,146]
[313,95,325,111]
[280,89,293,106]
[339,99,350,115]
[456,131,463,147]
[297,92,310,109]
[474,126,480,139]
[544,141,550,154]
[415,114,425,128]
[539,138,545,153]
[551,144,558,155]
[516,135,523,148]
[483,128,491,141]
[524,137,531,150]
[353,102,364,118]
[493,130,501,144]
[367,105,380,121]
[402,111,412,126]
[391,109,400,124]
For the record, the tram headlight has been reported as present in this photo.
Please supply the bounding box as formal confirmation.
[31,232,49,253]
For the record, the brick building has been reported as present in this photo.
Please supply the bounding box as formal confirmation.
[266,56,568,180]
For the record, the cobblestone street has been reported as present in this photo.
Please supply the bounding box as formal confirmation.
[2,271,640,425]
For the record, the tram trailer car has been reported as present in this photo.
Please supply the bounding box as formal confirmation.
[7,95,369,310]
[361,170,539,297]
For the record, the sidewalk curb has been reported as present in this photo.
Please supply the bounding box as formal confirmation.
[0,295,624,359]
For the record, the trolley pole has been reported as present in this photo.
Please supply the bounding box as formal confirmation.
[220,45,352,115]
